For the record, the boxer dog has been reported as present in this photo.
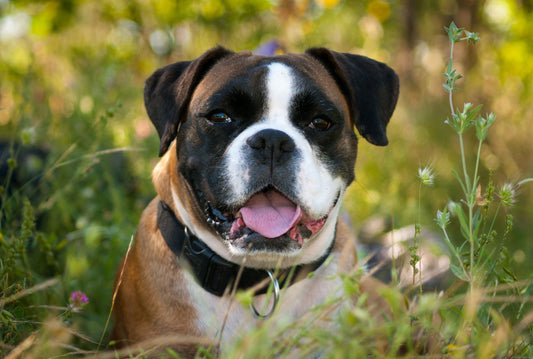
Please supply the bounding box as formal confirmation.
[110,47,399,357]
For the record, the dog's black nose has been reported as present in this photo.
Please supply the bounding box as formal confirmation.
[246,129,295,165]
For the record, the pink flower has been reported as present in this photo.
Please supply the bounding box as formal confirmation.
[69,291,89,311]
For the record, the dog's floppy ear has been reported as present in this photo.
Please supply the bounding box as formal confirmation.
[305,48,399,146]
[144,47,235,156]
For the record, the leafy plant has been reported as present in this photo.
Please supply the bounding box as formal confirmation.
[1,0,532,355]
[428,21,533,356]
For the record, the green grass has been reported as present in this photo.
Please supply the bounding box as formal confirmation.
[1,1,533,357]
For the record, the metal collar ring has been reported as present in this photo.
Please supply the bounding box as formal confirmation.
[250,270,280,319]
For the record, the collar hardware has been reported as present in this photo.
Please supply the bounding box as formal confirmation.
[250,270,279,319]
[157,200,332,299]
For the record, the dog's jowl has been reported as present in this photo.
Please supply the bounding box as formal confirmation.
[110,47,399,356]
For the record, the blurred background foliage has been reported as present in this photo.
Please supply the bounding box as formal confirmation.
[1,0,532,353]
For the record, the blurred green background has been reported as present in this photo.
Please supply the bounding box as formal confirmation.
[1,0,532,350]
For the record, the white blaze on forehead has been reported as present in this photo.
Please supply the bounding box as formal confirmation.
[265,62,295,125]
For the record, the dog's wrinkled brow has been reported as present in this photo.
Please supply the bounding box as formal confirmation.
[290,88,342,121]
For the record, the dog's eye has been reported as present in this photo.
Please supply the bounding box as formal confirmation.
[308,117,331,131]
[209,112,232,123]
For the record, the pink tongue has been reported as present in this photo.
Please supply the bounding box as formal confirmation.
[240,190,302,238]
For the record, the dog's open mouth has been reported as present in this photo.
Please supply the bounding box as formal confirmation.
[202,187,333,249]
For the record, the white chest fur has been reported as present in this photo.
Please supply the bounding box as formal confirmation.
[184,252,343,352]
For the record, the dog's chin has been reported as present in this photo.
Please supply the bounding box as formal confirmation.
[229,232,302,253]
[197,188,337,254]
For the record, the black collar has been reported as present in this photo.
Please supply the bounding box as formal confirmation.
[157,200,333,297]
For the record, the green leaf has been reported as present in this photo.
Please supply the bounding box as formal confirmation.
[451,169,468,195]
[7,158,17,170]
[343,276,360,296]
[166,348,181,358]
[445,21,464,43]
[435,208,451,229]
[54,239,67,251]
[464,30,480,44]
[450,264,468,281]
[449,201,469,236]
[472,209,482,242]
[446,59,453,75]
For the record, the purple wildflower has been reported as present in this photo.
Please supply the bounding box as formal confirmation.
[69,290,89,312]
[254,40,282,56]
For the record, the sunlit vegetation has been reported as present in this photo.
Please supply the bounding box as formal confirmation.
[1,0,532,357]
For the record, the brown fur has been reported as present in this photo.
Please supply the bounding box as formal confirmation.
[110,141,398,357]
[110,48,405,357]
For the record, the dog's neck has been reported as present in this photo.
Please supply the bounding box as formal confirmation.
[156,200,333,297]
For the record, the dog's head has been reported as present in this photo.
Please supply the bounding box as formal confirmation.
[146,47,398,268]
